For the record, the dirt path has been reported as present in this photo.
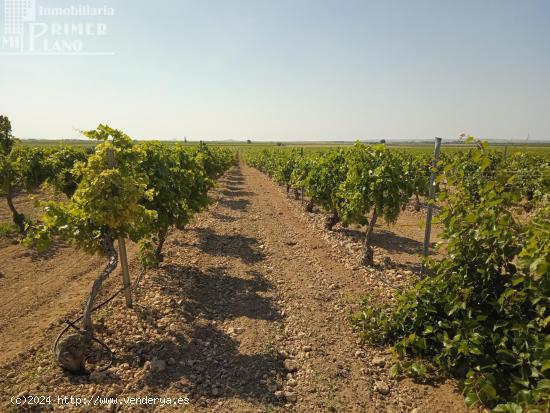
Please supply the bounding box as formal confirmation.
[181,164,467,412]
[0,165,469,412]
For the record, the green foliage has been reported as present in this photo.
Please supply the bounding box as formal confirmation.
[0,131,51,232]
[337,143,413,226]
[24,126,233,265]
[0,146,50,196]
[135,142,219,266]
[190,142,234,179]
[0,151,16,197]
[0,221,19,237]
[272,149,301,189]
[0,115,16,155]
[138,142,199,231]
[247,143,414,262]
[248,147,348,212]
[44,146,88,198]
[506,153,550,206]
[26,125,157,254]
[247,141,548,267]
[1,117,90,233]
[290,155,314,190]
[246,149,278,177]
[403,152,431,208]
[352,142,550,412]
[303,149,348,213]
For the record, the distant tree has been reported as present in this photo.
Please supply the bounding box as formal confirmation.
[0,116,50,232]
[380,139,386,144]
[0,115,25,231]
[246,139,252,144]
[276,142,283,146]
[184,137,187,143]
[0,115,14,155]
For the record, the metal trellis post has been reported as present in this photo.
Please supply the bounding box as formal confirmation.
[421,137,442,276]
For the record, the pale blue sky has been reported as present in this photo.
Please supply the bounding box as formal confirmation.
[1,0,549,141]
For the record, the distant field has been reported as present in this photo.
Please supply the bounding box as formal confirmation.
[17,139,550,156]
[18,139,96,149]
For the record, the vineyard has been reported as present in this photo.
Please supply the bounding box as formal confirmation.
[0,116,549,413]
[246,141,550,412]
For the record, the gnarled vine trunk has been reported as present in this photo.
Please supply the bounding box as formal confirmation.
[6,186,25,233]
[305,199,314,213]
[414,194,421,211]
[362,207,378,266]
[293,188,300,200]
[155,229,167,265]
[55,233,118,373]
[324,210,339,230]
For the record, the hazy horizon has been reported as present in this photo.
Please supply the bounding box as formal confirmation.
[18,136,550,144]
[2,0,550,141]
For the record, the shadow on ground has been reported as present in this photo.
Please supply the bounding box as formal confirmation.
[100,263,284,406]
[335,226,427,255]
[218,198,251,211]
[210,211,239,222]
[17,241,64,261]
[137,325,283,405]
[221,189,255,197]
[224,175,245,185]
[161,264,279,322]
[224,185,244,191]
[192,228,265,263]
